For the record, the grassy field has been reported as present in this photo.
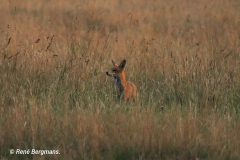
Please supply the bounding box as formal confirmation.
[0,0,240,159]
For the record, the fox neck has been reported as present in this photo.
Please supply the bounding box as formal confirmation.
[115,72,127,92]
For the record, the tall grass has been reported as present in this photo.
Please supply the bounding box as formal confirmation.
[0,0,240,159]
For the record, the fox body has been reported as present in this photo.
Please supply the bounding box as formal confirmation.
[106,60,137,101]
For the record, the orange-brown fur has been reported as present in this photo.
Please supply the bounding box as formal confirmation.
[106,60,137,101]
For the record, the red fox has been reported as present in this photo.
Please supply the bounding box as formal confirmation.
[106,59,137,101]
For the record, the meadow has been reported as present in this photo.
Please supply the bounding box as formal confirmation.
[0,0,240,159]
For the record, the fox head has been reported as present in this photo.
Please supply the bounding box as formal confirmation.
[106,60,126,79]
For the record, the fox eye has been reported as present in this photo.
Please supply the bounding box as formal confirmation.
[112,69,117,72]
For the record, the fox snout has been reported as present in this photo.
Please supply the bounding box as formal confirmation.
[106,71,112,76]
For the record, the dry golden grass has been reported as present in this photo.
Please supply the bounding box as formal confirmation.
[0,0,240,159]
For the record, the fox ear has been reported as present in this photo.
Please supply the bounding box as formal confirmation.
[119,60,126,69]
[112,60,118,67]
